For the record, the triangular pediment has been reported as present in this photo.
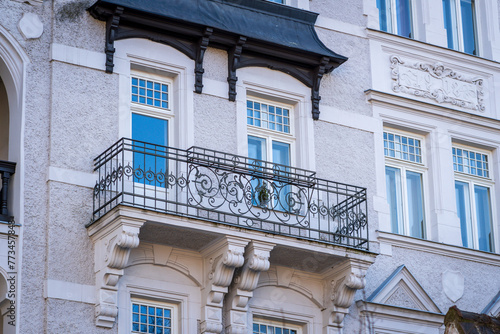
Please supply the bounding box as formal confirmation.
[482,290,500,317]
[367,265,441,313]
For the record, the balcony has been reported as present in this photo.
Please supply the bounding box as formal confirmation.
[0,160,16,222]
[91,138,369,250]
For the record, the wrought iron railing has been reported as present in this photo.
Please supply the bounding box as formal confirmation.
[0,160,16,222]
[92,138,369,249]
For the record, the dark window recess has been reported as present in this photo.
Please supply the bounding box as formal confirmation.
[88,0,348,120]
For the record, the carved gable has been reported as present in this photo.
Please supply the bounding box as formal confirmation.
[367,265,441,313]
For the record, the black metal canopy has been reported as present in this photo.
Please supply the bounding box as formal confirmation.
[88,0,348,119]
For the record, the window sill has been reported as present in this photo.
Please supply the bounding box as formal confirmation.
[377,230,500,267]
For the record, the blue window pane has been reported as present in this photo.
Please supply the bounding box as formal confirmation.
[156,328,163,334]
[132,77,138,85]
[156,308,163,317]
[147,98,153,105]
[133,323,139,331]
[162,85,168,92]
[141,315,147,323]
[132,114,168,187]
[455,181,472,248]
[164,309,171,318]
[248,136,267,162]
[154,100,161,107]
[149,316,155,324]
[255,102,260,110]
[141,305,147,313]
[406,171,425,238]
[154,82,160,90]
[474,185,493,252]
[254,324,260,331]
[149,325,155,333]
[141,324,147,332]
[133,313,139,322]
[164,319,171,327]
[461,0,477,55]
[162,102,168,109]
[139,79,146,87]
[377,0,390,32]
[133,304,139,312]
[147,81,153,89]
[386,166,404,234]
[247,100,253,108]
[164,330,171,334]
[156,318,163,326]
[139,96,146,104]
[396,0,413,38]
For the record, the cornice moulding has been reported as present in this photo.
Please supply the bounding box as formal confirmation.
[366,89,500,131]
[377,231,500,267]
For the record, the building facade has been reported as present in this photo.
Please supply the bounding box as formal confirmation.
[0,0,499,333]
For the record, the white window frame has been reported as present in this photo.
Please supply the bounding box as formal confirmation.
[442,0,478,55]
[114,38,195,150]
[246,96,296,168]
[252,317,303,334]
[453,144,495,252]
[384,129,428,239]
[130,70,174,146]
[130,297,179,334]
[377,0,415,38]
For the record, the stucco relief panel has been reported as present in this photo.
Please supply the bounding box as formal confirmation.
[390,55,484,112]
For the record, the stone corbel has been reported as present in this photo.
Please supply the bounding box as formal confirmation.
[88,216,145,328]
[227,36,247,101]
[201,237,249,334]
[322,259,371,334]
[225,241,275,334]
[195,27,213,94]
[105,6,123,73]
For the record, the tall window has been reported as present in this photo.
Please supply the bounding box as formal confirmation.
[377,0,413,38]
[453,146,494,252]
[442,0,477,55]
[131,73,172,186]
[384,130,426,238]
[247,98,293,209]
[131,299,177,334]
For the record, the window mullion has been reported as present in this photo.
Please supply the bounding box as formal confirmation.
[391,0,397,34]
[468,180,479,249]
[401,166,410,235]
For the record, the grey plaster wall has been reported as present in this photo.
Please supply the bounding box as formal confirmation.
[193,94,238,153]
[50,62,119,171]
[316,29,372,116]
[203,48,228,82]
[53,0,105,53]
[46,182,94,284]
[47,299,115,334]
[3,1,56,331]
[310,0,366,27]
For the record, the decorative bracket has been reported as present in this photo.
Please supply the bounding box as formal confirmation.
[88,216,145,328]
[195,27,213,94]
[322,259,372,333]
[311,57,329,120]
[227,36,247,101]
[105,6,123,73]
[200,237,249,334]
[225,241,275,334]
